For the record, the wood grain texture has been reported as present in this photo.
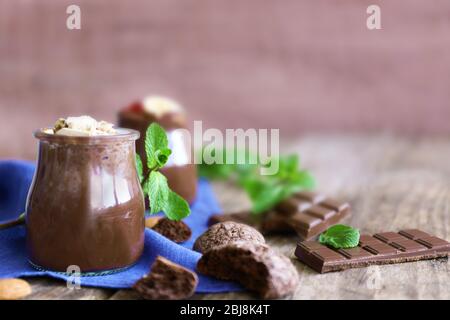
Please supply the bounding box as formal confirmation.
[23,134,450,299]
[24,278,114,300]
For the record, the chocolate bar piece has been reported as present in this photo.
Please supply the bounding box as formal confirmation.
[281,194,350,240]
[208,191,350,240]
[295,229,450,273]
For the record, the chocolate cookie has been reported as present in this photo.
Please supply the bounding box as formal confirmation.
[197,241,299,299]
[194,221,265,253]
[133,256,198,300]
[152,218,192,243]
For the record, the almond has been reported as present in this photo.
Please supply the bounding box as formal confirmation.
[0,278,32,300]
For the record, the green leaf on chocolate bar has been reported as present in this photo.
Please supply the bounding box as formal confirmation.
[319,224,360,249]
[135,154,144,183]
[163,191,191,221]
[148,171,170,214]
[145,123,169,170]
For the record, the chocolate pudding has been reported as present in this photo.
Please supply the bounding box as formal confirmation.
[26,119,145,273]
[118,97,197,204]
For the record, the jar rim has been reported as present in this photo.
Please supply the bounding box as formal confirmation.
[34,127,140,144]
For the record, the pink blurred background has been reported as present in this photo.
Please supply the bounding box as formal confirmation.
[1,0,450,159]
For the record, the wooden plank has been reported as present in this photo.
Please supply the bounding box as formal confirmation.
[24,278,114,300]
[109,290,142,300]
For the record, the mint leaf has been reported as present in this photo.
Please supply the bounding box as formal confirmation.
[240,154,315,214]
[145,123,169,169]
[198,148,315,215]
[148,171,169,214]
[279,154,299,173]
[198,148,257,181]
[163,191,191,221]
[248,183,286,214]
[198,162,235,180]
[135,154,144,183]
[290,170,315,189]
[319,224,360,249]
[154,147,172,168]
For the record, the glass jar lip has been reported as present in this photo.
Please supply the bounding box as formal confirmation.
[34,127,140,144]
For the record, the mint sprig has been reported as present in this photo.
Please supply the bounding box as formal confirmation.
[319,224,360,249]
[136,123,190,221]
[198,149,315,214]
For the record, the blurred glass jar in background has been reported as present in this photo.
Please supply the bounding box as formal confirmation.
[118,96,198,205]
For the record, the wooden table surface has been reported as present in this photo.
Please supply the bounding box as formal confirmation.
[23,134,450,299]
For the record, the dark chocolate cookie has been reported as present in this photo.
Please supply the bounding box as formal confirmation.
[133,256,198,300]
[194,221,265,253]
[152,218,192,243]
[197,241,299,299]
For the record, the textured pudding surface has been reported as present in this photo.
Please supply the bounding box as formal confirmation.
[43,115,117,136]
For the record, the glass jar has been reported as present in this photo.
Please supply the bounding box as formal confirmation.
[26,128,145,273]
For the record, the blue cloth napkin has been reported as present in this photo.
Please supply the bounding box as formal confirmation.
[0,160,241,292]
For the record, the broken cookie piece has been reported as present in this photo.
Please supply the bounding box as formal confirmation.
[133,256,198,300]
[197,241,299,299]
[152,218,192,243]
[194,221,265,253]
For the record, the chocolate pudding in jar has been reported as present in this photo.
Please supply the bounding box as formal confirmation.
[118,96,197,204]
[26,116,145,273]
